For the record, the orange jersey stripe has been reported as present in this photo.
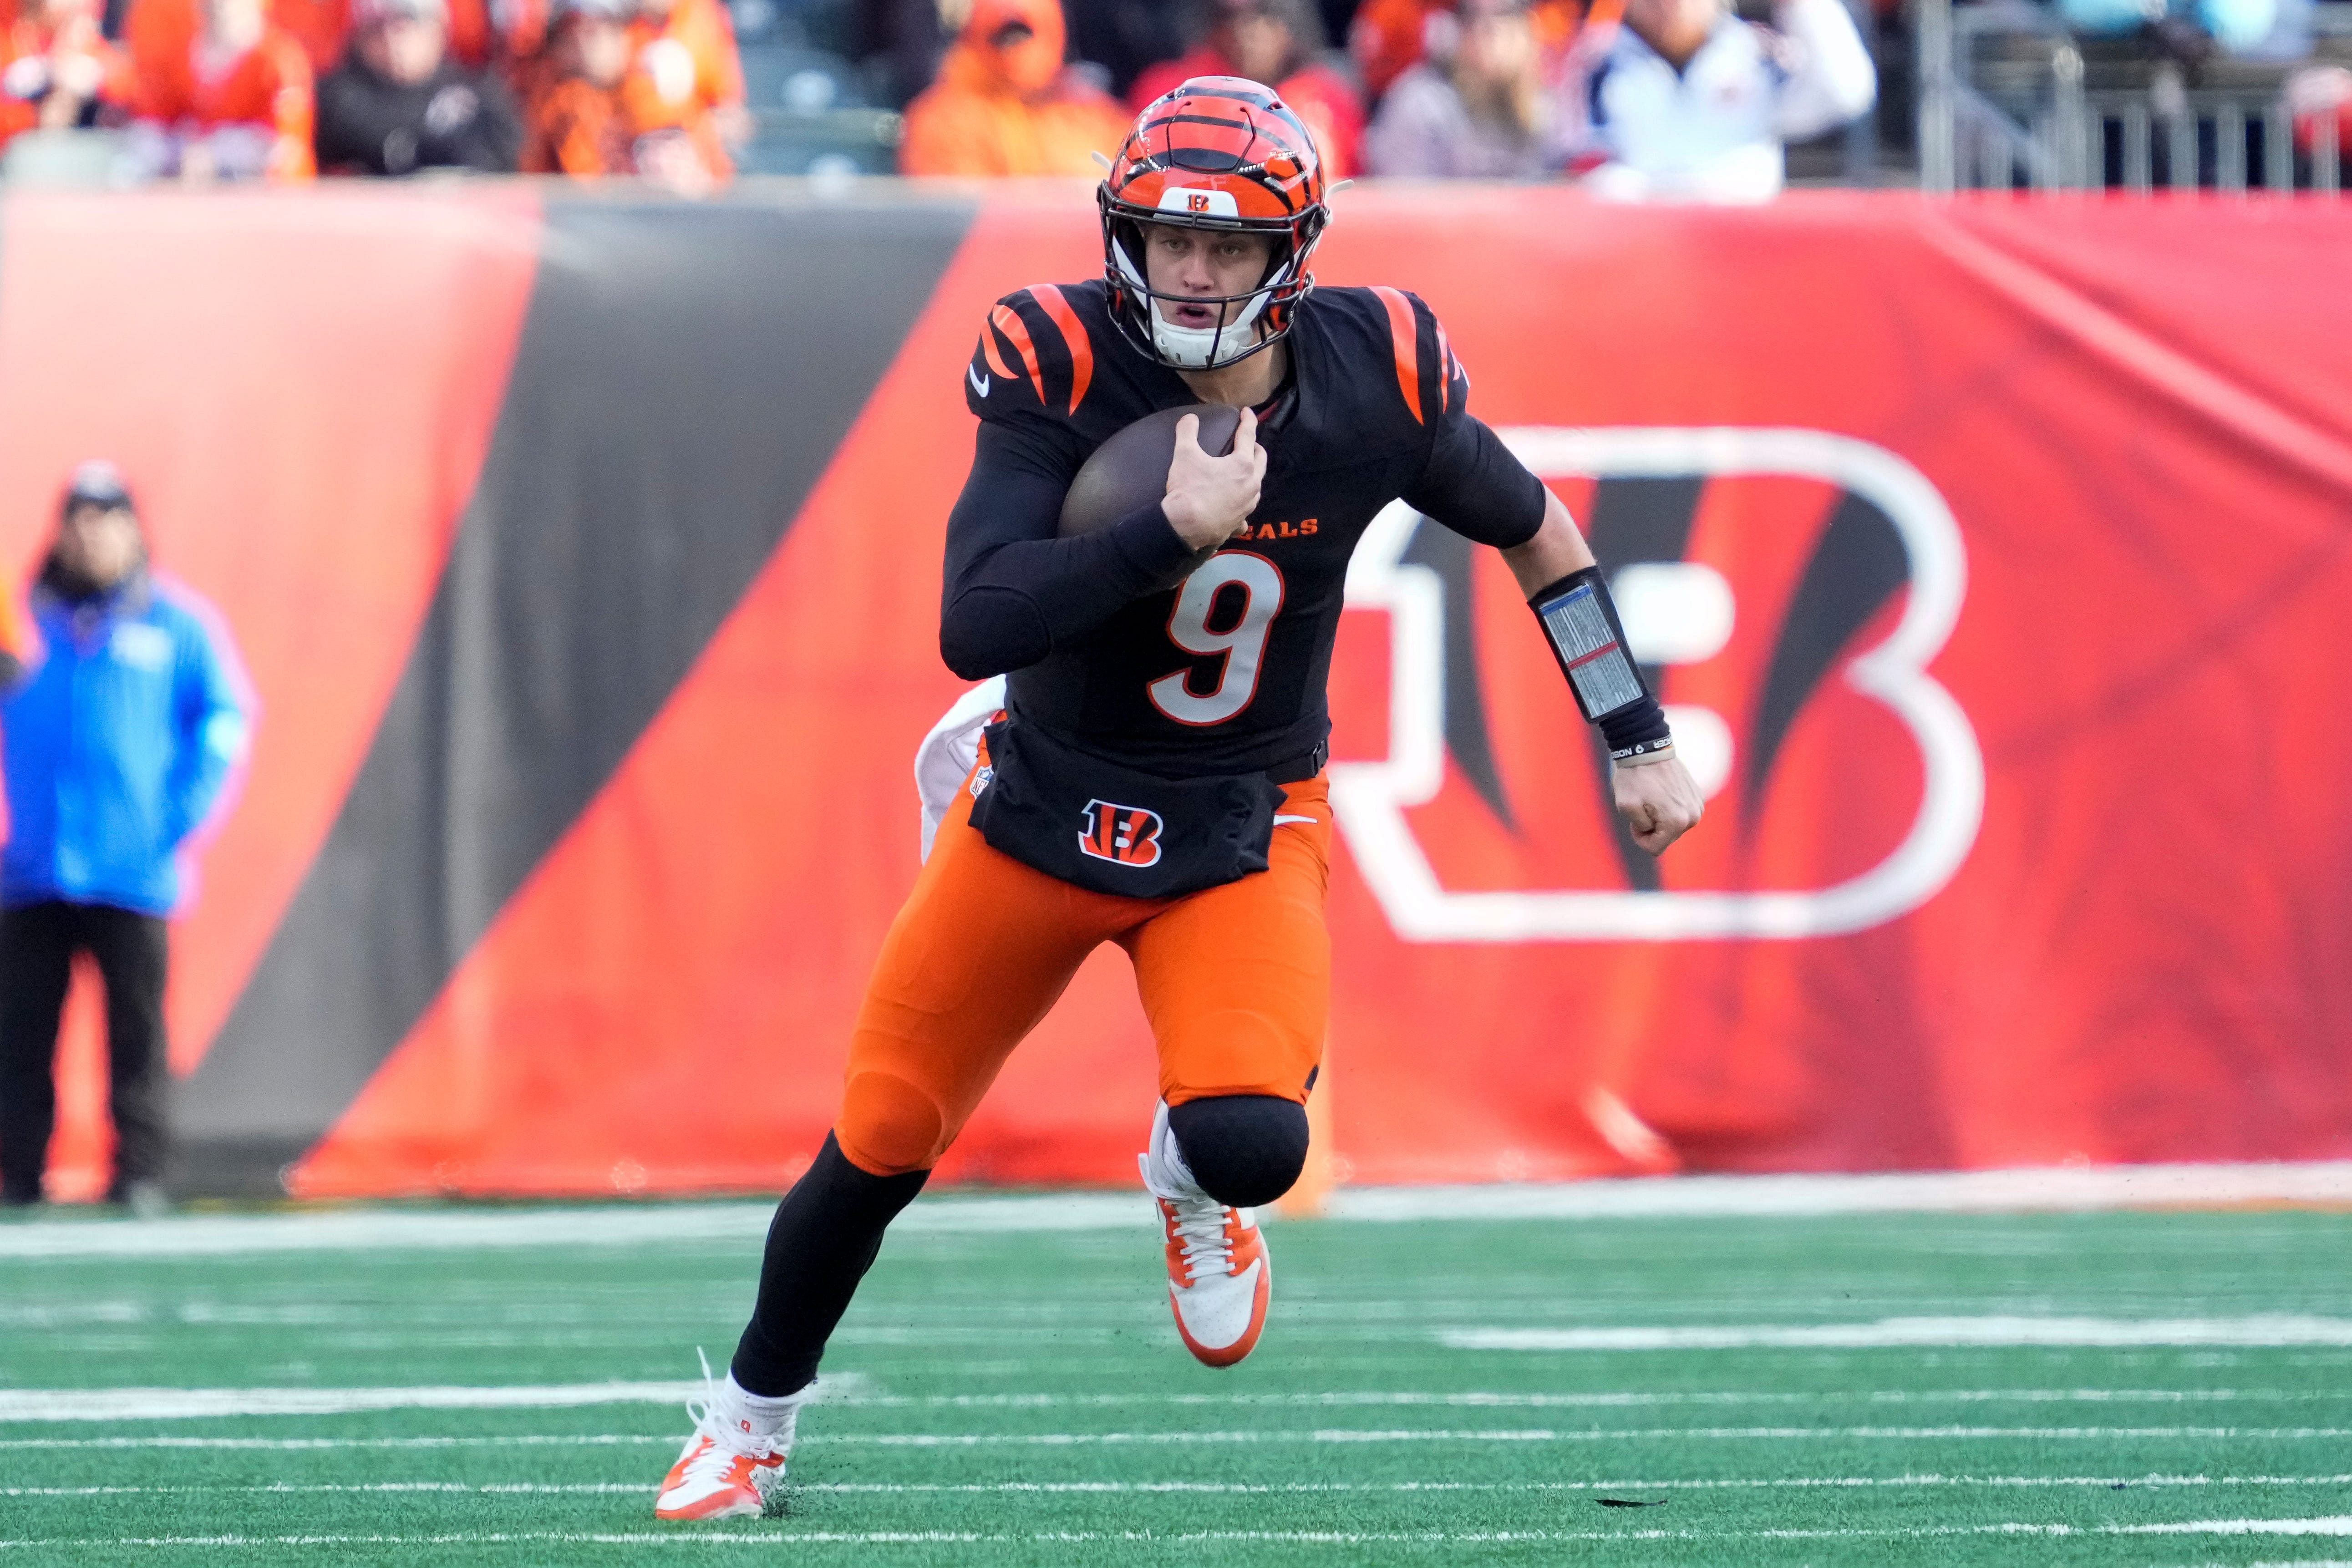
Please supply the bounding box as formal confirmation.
[1369,285,1421,425]
[991,303,1043,391]
[1433,320,1455,412]
[1028,284,1092,415]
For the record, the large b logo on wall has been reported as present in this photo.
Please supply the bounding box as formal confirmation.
[1332,428,1982,942]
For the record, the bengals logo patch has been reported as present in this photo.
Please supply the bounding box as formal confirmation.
[1078,799,1163,868]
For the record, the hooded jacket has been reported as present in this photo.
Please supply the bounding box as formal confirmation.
[0,565,250,917]
[898,0,1128,177]
[315,50,521,173]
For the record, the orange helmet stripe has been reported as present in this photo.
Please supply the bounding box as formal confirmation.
[1370,286,1422,426]
[1029,284,1092,415]
[979,325,1016,381]
[991,303,1043,389]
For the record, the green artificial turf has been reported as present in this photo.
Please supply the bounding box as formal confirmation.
[2,1203,2349,1566]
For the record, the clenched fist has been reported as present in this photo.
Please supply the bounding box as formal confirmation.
[1614,752,1705,856]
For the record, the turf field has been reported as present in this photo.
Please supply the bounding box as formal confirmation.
[3,1195,2350,1566]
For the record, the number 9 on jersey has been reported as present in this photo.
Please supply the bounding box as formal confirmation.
[1147,552,1285,727]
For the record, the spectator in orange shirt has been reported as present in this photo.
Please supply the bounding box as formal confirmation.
[522,0,724,188]
[1128,0,1364,178]
[627,0,746,164]
[126,0,314,178]
[0,0,132,146]
[899,0,1128,177]
[1350,0,1580,101]
[269,0,346,71]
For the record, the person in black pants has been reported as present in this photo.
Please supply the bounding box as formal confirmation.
[0,908,171,1211]
[0,464,249,1214]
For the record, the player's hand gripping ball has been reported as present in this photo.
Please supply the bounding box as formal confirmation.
[1058,405,1261,591]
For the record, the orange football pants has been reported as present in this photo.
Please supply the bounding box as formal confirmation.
[834,765,1332,1178]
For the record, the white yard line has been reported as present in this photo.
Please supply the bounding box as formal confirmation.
[1,1161,2345,1258]
[7,1474,2351,1498]
[788,1426,2352,1445]
[0,1375,864,1423]
[0,1436,677,1450]
[6,1521,2352,1547]
[1443,1316,2352,1351]
[13,1426,2346,1451]
[1328,1162,2352,1220]
[7,1383,2337,1423]
[2120,1518,2352,1534]
[878,1388,2347,1408]
[9,1429,2342,1457]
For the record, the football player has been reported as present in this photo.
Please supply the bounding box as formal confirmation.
[655,76,1705,1520]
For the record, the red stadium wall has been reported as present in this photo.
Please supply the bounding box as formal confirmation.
[11,184,2350,1198]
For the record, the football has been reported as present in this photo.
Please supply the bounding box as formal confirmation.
[1058,404,1245,588]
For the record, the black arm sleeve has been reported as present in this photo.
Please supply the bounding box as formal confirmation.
[938,417,1198,680]
[1403,411,1547,550]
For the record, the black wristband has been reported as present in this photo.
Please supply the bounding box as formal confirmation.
[1598,695,1673,760]
[1529,567,1675,761]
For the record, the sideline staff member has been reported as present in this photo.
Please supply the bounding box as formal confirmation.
[0,462,249,1214]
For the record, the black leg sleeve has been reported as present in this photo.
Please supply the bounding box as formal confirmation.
[731,1132,929,1398]
[0,903,77,1202]
[85,907,171,1191]
[1168,1095,1311,1209]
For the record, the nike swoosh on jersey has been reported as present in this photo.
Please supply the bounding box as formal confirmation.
[1273,814,1317,826]
[969,364,991,398]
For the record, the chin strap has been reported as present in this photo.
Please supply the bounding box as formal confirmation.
[1529,568,1675,764]
[1150,296,1271,370]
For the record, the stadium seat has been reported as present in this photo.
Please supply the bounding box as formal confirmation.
[735,44,903,175]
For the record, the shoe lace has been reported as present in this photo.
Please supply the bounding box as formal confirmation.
[682,1346,776,1467]
[1143,1167,1235,1287]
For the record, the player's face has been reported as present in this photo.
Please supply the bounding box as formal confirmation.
[1142,224,1279,333]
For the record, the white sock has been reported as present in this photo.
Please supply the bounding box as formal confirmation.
[717,1373,808,1449]
[1151,1103,1207,1197]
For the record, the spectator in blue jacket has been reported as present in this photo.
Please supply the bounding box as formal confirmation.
[0,462,249,1214]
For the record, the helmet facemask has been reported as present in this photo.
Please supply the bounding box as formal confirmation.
[1103,207,1316,371]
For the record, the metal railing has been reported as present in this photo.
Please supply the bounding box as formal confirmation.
[1918,0,2349,189]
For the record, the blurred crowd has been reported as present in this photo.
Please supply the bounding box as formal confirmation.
[0,0,1885,194]
[0,0,752,182]
[0,0,2337,193]
[887,0,1879,197]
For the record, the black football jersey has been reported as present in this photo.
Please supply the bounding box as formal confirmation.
[948,278,1546,778]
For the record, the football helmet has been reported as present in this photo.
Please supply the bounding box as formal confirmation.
[1098,76,1330,372]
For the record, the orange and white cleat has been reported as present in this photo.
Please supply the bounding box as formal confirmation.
[654,1360,800,1521]
[1140,1100,1272,1368]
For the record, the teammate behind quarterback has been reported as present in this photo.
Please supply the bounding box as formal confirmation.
[655,76,1706,1520]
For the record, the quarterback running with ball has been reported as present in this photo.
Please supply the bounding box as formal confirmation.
[656,76,1704,1520]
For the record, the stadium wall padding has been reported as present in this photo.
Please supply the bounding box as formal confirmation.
[3,184,2346,1198]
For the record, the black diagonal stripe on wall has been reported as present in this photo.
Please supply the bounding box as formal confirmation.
[1741,491,1908,828]
[1401,517,1515,832]
[176,197,975,1194]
